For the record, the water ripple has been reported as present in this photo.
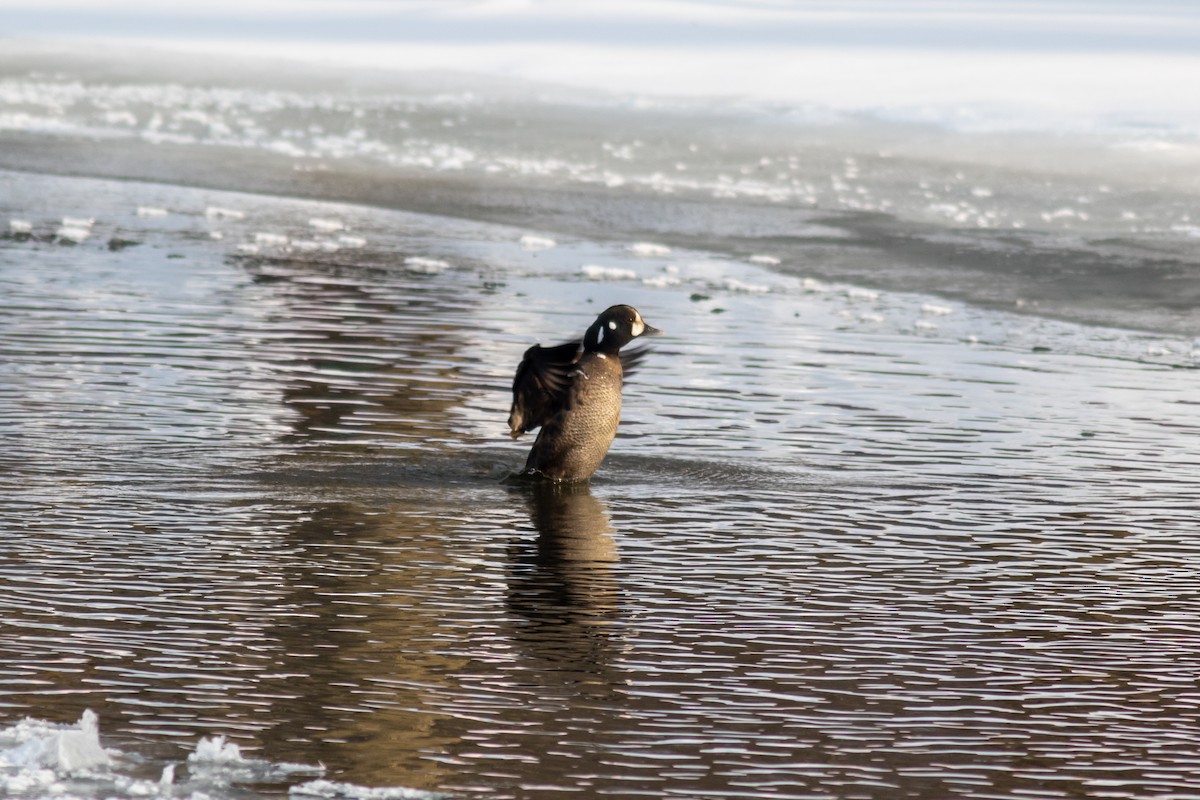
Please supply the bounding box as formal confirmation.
[2,172,1199,798]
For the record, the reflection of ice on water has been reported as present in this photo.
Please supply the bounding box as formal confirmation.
[0,711,439,800]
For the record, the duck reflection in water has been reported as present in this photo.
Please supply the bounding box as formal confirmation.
[507,481,622,681]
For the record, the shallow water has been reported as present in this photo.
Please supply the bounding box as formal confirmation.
[3,169,1200,798]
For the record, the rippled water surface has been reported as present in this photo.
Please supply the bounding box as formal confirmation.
[3,170,1200,799]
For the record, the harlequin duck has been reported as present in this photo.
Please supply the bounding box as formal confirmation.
[509,305,663,482]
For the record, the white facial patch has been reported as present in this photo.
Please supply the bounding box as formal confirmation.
[595,325,605,345]
[631,315,645,337]
[608,320,617,330]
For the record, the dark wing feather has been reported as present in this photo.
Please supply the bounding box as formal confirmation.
[508,340,581,437]
[618,344,652,382]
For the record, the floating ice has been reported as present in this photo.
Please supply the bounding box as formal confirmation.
[846,287,879,302]
[626,242,671,257]
[1041,207,1089,222]
[642,274,681,288]
[0,710,112,776]
[0,712,435,800]
[56,225,91,243]
[254,232,289,247]
[338,235,367,248]
[921,303,954,316]
[8,219,32,234]
[720,277,771,293]
[186,734,323,785]
[188,734,248,765]
[236,243,261,254]
[136,206,169,218]
[914,319,939,332]
[581,264,637,280]
[290,779,445,799]
[62,216,94,228]
[206,206,246,220]
[309,218,346,233]
[748,254,781,265]
[404,256,450,273]
[519,234,556,251]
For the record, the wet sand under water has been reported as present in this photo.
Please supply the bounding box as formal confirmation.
[2,170,1200,799]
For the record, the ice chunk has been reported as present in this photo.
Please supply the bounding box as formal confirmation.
[56,225,91,243]
[404,256,450,273]
[642,274,681,288]
[748,254,781,265]
[921,303,954,316]
[291,779,444,799]
[206,206,246,220]
[338,235,367,248]
[62,216,95,228]
[188,734,245,764]
[254,232,289,246]
[136,206,169,218]
[8,219,32,234]
[720,277,771,293]
[3,710,112,774]
[626,242,671,257]
[581,264,637,280]
[519,234,556,251]
[846,287,879,302]
[309,218,346,233]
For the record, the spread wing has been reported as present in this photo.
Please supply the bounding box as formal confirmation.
[619,345,651,381]
[508,340,581,438]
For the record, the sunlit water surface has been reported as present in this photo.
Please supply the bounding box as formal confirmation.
[2,171,1200,799]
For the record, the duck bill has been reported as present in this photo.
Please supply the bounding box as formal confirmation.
[638,323,664,337]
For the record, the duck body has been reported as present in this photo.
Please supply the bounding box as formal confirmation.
[509,305,661,483]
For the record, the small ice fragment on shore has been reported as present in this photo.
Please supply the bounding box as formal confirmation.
[56,226,91,243]
[581,264,637,281]
[846,287,879,302]
[921,303,953,316]
[9,219,32,234]
[309,218,345,233]
[338,235,367,248]
[206,206,245,220]
[404,256,449,273]
[160,763,176,786]
[748,254,781,265]
[136,206,168,218]
[62,216,95,228]
[519,234,556,251]
[254,232,289,247]
[626,242,670,257]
